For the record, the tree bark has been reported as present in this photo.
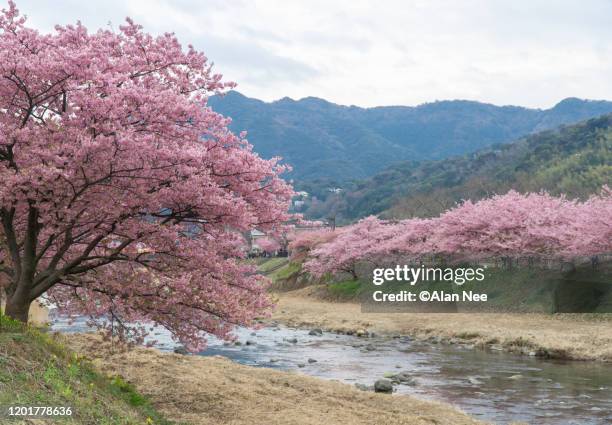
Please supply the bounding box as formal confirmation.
[4,292,31,323]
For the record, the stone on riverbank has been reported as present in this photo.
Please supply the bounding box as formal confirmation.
[389,372,416,386]
[173,346,188,355]
[354,383,373,392]
[374,379,394,393]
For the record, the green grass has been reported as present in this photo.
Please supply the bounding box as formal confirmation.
[327,279,363,299]
[268,261,302,283]
[0,314,175,424]
[358,264,612,313]
[258,258,289,273]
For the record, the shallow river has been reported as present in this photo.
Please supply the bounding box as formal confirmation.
[52,318,612,425]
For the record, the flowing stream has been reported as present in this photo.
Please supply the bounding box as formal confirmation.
[52,317,612,425]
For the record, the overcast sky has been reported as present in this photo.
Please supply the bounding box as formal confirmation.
[11,0,612,108]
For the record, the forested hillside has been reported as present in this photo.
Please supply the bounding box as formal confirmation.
[305,114,612,221]
[209,92,612,181]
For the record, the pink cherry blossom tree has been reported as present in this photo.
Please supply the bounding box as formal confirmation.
[304,217,434,278]
[559,187,612,257]
[288,228,337,260]
[256,237,281,255]
[305,217,392,278]
[431,191,577,260]
[0,3,293,350]
[302,190,611,279]
[370,218,435,259]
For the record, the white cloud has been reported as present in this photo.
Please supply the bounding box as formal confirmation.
[11,0,612,108]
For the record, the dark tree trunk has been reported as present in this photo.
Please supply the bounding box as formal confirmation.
[4,292,31,323]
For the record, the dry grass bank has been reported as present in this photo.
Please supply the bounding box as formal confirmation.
[272,286,612,361]
[0,317,171,425]
[66,334,482,425]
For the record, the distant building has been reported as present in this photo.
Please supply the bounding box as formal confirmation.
[246,229,266,255]
[249,229,266,249]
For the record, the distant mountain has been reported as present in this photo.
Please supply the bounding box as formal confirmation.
[209,91,612,181]
[306,114,612,221]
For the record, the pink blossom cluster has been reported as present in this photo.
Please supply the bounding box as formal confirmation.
[304,189,612,278]
[256,237,281,254]
[287,228,338,260]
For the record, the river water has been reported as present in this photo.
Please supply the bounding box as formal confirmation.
[52,317,612,425]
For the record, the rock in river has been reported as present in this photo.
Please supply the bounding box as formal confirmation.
[354,383,372,392]
[308,328,323,336]
[467,377,483,385]
[173,346,188,355]
[374,379,394,393]
[390,372,416,386]
[308,358,317,363]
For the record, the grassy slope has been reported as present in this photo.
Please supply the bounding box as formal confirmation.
[327,279,362,299]
[265,261,302,282]
[0,315,174,425]
[257,257,290,273]
[263,257,612,313]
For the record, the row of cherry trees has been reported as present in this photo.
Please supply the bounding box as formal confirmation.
[298,189,612,278]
